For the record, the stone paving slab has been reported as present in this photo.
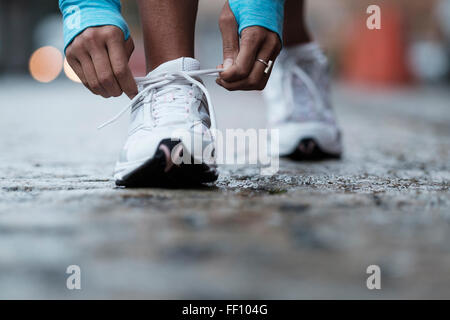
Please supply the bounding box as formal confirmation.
[0,78,449,299]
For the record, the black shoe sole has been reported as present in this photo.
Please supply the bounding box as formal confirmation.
[286,138,341,161]
[115,139,219,188]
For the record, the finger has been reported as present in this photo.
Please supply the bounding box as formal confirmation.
[220,29,264,82]
[90,47,122,97]
[106,37,138,99]
[219,1,239,70]
[217,60,268,91]
[66,56,89,88]
[77,53,108,97]
[218,38,278,91]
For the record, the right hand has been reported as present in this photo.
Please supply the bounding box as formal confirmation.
[65,25,138,99]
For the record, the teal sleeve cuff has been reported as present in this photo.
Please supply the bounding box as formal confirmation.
[228,0,285,42]
[59,0,130,53]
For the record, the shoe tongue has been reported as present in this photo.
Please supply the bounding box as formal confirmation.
[147,57,200,76]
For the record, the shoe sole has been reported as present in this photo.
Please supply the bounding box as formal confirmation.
[277,122,342,160]
[286,137,341,161]
[115,139,218,188]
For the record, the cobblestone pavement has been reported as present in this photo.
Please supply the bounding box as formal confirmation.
[0,77,449,299]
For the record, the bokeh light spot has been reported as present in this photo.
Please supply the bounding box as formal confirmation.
[29,46,63,83]
[63,57,82,83]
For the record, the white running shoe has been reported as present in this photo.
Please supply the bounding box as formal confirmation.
[100,57,220,187]
[264,42,342,160]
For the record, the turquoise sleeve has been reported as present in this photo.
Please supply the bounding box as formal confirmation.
[228,0,285,41]
[59,0,130,53]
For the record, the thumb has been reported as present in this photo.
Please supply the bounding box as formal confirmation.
[219,2,239,70]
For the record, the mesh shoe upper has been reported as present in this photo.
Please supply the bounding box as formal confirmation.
[265,42,337,127]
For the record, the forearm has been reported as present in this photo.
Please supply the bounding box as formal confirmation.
[59,0,130,52]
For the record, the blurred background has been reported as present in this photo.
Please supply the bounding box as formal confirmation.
[1,0,450,85]
[0,0,450,299]
[1,1,450,299]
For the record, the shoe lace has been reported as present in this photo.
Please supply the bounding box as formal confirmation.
[283,60,326,120]
[98,68,223,133]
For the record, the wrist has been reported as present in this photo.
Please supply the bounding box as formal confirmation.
[228,0,285,42]
[60,0,130,53]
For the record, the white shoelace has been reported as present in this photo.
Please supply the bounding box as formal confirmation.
[283,61,326,119]
[98,68,224,131]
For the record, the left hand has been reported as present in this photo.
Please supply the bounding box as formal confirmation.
[217,1,282,91]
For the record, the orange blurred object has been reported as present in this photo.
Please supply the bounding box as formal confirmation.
[63,57,82,83]
[341,6,412,86]
[29,46,63,83]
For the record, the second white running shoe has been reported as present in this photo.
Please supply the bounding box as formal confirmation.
[103,57,220,187]
[264,42,342,160]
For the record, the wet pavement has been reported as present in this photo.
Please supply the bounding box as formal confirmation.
[0,77,449,299]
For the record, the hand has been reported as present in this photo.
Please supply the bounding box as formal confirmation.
[217,1,282,91]
[65,25,138,99]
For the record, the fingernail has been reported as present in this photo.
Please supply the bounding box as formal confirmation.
[223,58,233,70]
